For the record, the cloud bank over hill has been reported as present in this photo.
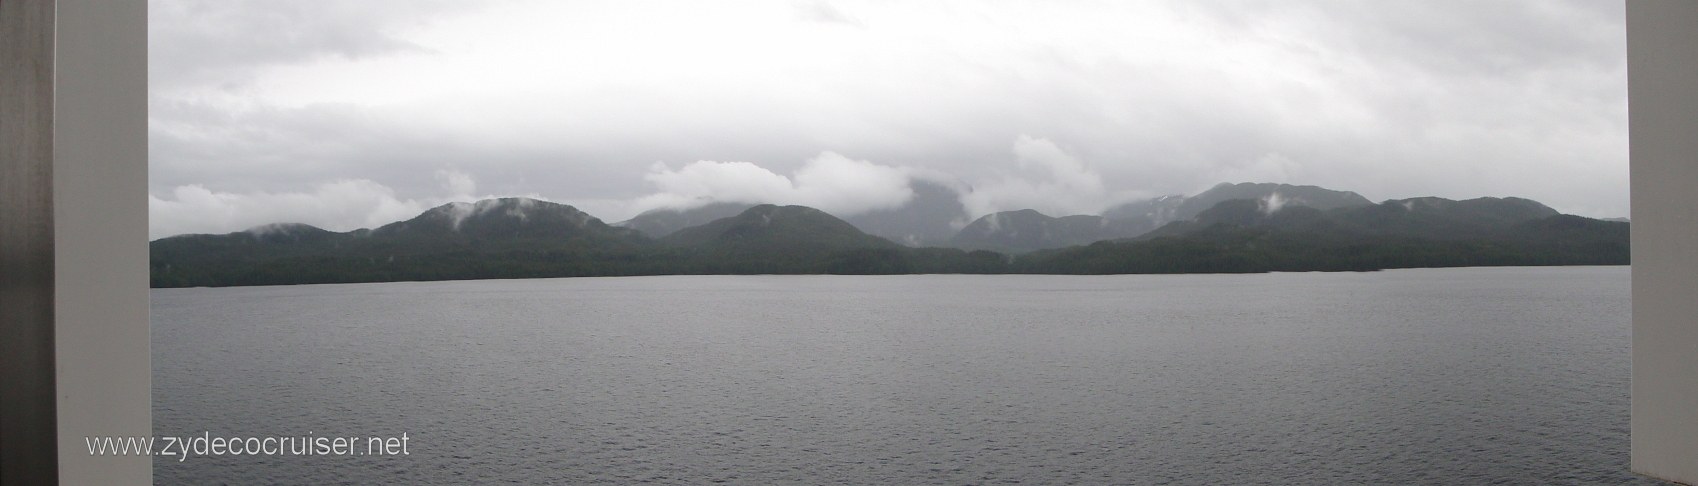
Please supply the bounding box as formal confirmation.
[148,169,548,238]
[630,152,914,218]
[146,0,1628,239]
[146,137,1143,238]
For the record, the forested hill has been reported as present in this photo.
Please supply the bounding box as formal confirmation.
[150,195,1628,288]
[1027,197,1627,274]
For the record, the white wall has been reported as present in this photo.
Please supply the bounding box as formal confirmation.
[54,0,153,483]
[1628,2,1698,485]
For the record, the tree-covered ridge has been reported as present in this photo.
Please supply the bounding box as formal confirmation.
[954,182,1382,253]
[150,194,1628,288]
[951,209,1139,253]
[617,201,755,238]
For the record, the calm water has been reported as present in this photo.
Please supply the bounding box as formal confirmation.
[152,266,1657,484]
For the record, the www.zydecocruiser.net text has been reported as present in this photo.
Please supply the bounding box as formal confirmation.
[85,432,410,462]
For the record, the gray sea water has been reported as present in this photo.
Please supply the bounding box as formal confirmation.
[152,266,1657,484]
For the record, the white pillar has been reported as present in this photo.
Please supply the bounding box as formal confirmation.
[1628,2,1698,484]
[58,0,151,483]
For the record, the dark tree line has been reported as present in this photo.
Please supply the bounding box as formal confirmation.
[151,200,1629,288]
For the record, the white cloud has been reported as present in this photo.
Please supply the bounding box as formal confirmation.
[959,136,1143,218]
[631,151,914,217]
[149,180,428,239]
[1260,192,1288,215]
[147,171,549,239]
[635,161,797,212]
[790,152,915,215]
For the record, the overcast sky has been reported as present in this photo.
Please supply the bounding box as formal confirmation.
[148,0,1628,239]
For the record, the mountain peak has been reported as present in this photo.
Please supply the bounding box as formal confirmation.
[617,201,758,238]
[662,204,896,252]
[237,222,337,244]
[373,197,617,240]
[243,222,326,236]
[1177,183,1371,221]
[1380,196,1558,222]
[951,209,1139,253]
[421,197,568,229]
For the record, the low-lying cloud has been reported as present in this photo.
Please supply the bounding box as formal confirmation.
[1260,192,1289,215]
[149,180,427,239]
[151,136,1179,238]
[626,136,1151,221]
[631,151,915,217]
[148,170,540,239]
[958,136,1144,219]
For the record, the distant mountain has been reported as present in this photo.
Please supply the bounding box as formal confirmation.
[1100,194,1187,235]
[1171,182,1372,221]
[1001,183,1375,250]
[370,198,645,251]
[845,180,969,247]
[615,180,970,246]
[614,182,1374,254]
[1321,196,1561,240]
[950,209,1137,253]
[1029,195,1626,274]
[664,204,1029,275]
[664,204,898,252]
[151,198,654,287]
[150,222,349,277]
[148,188,1630,287]
[616,201,756,238]
[1141,195,1565,241]
[243,222,342,244]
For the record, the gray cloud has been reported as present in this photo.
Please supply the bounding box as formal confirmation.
[147,0,1629,239]
[148,0,470,92]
